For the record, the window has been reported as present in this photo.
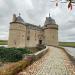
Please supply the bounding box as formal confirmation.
[28,30,30,34]
[27,36,30,40]
[45,25,47,27]
[39,40,42,44]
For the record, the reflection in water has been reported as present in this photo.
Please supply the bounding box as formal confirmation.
[64,47,75,57]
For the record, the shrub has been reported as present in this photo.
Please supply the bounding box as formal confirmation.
[36,44,46,51]
[0,47,32,62]
[16,48,32,54]
[0,60,30,75]
[0,48,22,62]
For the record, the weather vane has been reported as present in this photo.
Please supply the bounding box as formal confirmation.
[19,13,21,16]
[49,13,50,17]
[50,0,75,10]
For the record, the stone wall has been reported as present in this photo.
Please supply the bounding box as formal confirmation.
[26,29,39,47]
[44,24,58,46]
[8,22,43,48]
[8,22,26,48]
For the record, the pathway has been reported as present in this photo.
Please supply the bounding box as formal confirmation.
[18,46,75,75]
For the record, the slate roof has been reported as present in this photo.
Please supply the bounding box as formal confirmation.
[44,15,56,25]
[16,16,25,24]
[14,15,42,30]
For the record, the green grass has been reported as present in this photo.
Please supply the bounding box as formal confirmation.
[59,42,75,47]
[0,40,8,45]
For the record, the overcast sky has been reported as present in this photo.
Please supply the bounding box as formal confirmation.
[0,0,75,42]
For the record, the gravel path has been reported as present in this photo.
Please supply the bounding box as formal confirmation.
[17,46,75,75]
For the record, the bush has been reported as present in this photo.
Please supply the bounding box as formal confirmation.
[0,60,30,75]
[16,48,32,54]
[36,44,46,51]
[0,47,32,62]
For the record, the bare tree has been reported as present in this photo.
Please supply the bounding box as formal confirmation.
[50,0,75,10]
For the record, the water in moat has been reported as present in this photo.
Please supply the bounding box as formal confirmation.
[64,47,75,57]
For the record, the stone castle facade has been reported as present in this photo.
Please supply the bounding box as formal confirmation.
[8,13,58,48]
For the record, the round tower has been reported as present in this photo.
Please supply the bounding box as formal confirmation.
[8,14,26,48]
[44,13,58,46]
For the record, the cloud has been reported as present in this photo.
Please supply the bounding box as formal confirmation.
[0,0,75,42]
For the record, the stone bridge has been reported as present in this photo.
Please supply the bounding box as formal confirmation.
[18,46,75,75]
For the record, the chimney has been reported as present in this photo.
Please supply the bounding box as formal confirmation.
[12,14,16,22]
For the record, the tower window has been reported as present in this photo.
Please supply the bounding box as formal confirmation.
[45,25,47,27]
[27,36,30,40]
[14,40,16,45]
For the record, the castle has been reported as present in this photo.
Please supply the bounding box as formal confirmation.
[8,13,58,48]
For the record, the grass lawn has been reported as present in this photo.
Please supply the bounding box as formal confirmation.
[0,40,8,45]
[59,42,75,47]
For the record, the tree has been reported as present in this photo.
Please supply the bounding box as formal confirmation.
[50,0,75,10]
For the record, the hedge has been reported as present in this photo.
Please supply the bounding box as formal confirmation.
[0,47,48,75]
[0,47,32,62]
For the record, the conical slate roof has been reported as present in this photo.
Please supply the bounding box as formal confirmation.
[44,13,56,25]
[16,15,25,24]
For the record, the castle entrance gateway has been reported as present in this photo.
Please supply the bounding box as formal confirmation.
[39,40,42,44]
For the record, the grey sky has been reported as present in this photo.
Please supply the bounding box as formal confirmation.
[0,0,75,42]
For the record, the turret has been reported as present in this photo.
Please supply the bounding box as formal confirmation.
[8,13,26,48]
[43,13,58,46]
